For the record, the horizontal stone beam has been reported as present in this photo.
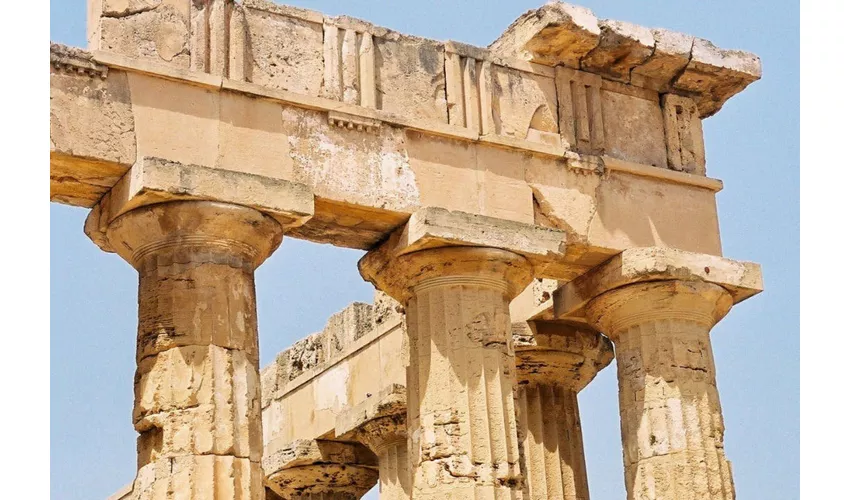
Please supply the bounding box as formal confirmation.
[52,38,728,257]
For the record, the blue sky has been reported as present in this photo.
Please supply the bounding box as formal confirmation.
[50,1,799,499]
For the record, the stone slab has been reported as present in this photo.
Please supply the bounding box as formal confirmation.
[84,157,314,253]
[553,247,764,321]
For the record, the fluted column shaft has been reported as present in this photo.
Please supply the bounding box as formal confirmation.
[587,280,735,500]
[514,325,613,500]
[361,247,533,499]
[105,201,284,500]
[516,384,586,499]
[375,439,410,500]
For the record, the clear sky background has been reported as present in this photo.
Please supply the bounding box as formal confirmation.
[50,1,799,499]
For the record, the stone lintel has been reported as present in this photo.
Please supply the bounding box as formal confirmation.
[84,157,314,253]
[335,384,407,445]
[553,247,763,321]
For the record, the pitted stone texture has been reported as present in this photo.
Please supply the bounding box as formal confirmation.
[263,440,378,498]
[489,2,600,67]
[93,0,191,67]
[632,29,694,92]
[515,323,613,391]
[581,20,654,83]
[50,44,134,206]
[104,201,283,500]
[244,4,324,95]
[128,456,264,500]
[374,35,448,123]
[673,38,762,117]
[554,246,764,322]
[587,280,736,500]
[260,301,376,406]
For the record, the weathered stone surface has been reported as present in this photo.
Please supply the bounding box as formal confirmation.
[50,44,135,206]
[491,65,559,146]
[370,247,530,498]
[489,2,600,67]
[244,4,324,95]
[601,88,667,168]
[553,246,764,321]
[586,280,737,499]
[53,44,733,258]
[84,157,313,252]
[374,35,448,122]
[94,1,191,67]
[673,38,762,117]
[631,29,695,92]
[581,20,655,83]
[515,323,613,500]
[263,439,377,498]
[101,201,283,500]
[662,94,706,175]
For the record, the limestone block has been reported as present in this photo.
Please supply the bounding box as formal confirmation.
[373,291,404,327]
[491,65,559,147]
[632,29,695,92]
[673,38,762,117]
[554,246,764,321]
[323,303,375,356]
[95,1,191,68]
[581,20,655,83]
[281,107,419,216]
[601,89,667,168]
[83,157,314,253]
[374,35,448,122]
[50,46,135,206]
[129,455,263,500]
[264,440,378,498]
[662,94,706,175]
[555,66,604,154]
[489,2,600,67]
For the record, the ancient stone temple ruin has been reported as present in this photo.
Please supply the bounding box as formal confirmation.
[50,1,764,498]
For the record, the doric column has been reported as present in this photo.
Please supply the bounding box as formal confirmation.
[513,322,614,500]
[360,246,534,499]
[587,281,733,499]
[263,439,378,499]
[336,385,410,500]
[102,201,284,499]
[554,248,764,500]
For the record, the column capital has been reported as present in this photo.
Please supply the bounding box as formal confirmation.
[335,384,407,453]
[263,439,378,498]
[553,246,763,323]
[357,207,571,303]
[100,200,284,270]
[515,322,614,391]
[587,280,733,338]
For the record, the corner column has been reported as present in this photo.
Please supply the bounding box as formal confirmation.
[360,246,534,499]
[587,281,734,499]
[102,201,284,499]
[513,323,614,500]
[554,248,764,500]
